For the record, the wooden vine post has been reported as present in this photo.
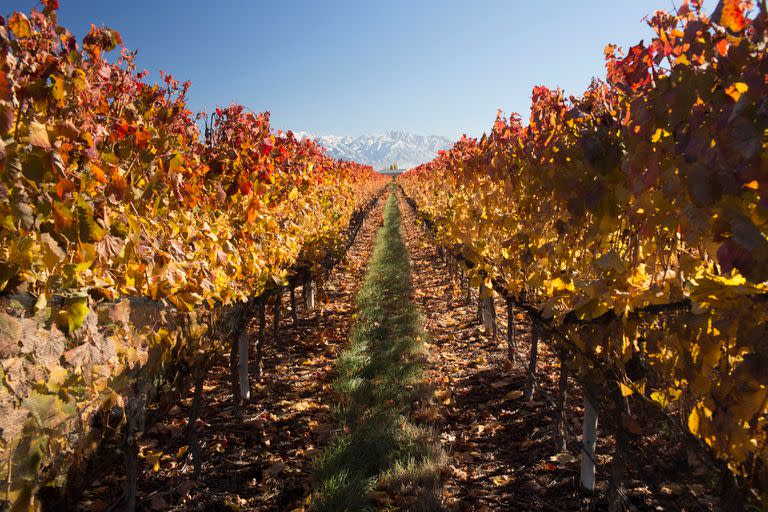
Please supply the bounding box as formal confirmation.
[554,346,570,452]
[479,282,497,336]
[523,321,540,400]
[229,333,241,412]
[477,286,483,324]
[303,277,316,309]
[581,377,600,492]
[506,296,516,363]
[465,272,472,305]
[290,284,299,325]
[237,326,250,401]
[274,288,283,343]
[233,300,257,404]
[255,297,266,380]
[608,380,630,512]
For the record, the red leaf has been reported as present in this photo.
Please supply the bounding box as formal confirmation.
[0,104,14,135]
[0,72,11,101]
[260,139,274,157]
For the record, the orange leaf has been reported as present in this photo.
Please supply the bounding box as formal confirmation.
[90,163,107,184]
[246,196,261,224]
[107,166,127,200]
[725,82,748,102]
[8,12,32,38]
[719,0,747,33]
[715,39,728,56]
[56,178,75,199]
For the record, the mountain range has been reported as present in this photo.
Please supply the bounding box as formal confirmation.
[295,131,453,171]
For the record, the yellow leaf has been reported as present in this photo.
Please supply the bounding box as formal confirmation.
[549,452,577,464]
[688,406,701,436]
[51,75,65,104]
[434,388,453,405]
[40,233,65,271]
[45,366,69,393]
[650,391,668,407]
[618,382,634,397]
[491,475,513,486]
[651,387,682,409]
[291,399,316,412]
[743,180,759,190]
[28,121,51,149]
[675,54,691,66]
[725,82,748,102]
[288,186,299,201]
[22,390,76,428]
[504,389,524,400]
[142,449,164,472]
[34,293,47,312]
[548,277,574,293]
[57,295,90,333]
[651,128,670,143]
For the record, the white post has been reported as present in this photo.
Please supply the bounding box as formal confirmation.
[581,386,598,491]
[303,278,316,309]
[237,330,250,401]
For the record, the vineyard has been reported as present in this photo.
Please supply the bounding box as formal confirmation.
[0,0,766,511]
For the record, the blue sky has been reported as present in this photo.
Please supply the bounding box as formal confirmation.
[5,0,688,139]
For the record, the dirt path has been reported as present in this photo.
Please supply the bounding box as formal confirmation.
[76,188,724,512]
[397,192,540,511]
[77,198,385,512]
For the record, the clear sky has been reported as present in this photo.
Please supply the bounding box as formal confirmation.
[4,0,695,139]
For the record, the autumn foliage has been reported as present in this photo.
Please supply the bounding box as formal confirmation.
[399,0,768,498]
[0,3,384,509]
[0,4,383,313]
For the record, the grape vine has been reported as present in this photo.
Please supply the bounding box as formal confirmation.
[399,0,768,500]
[0,3,385,509]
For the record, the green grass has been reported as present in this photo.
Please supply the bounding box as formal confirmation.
[310,188,443,511]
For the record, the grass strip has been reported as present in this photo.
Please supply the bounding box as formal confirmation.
[310,188,443,511]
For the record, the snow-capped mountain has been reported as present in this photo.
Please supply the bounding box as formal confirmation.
[295,131,453,170]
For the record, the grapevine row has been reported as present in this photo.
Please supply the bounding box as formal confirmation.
[0,3,386,510]
[398,0,767,504]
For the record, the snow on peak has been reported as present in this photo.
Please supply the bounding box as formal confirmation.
[297,131,453,170]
